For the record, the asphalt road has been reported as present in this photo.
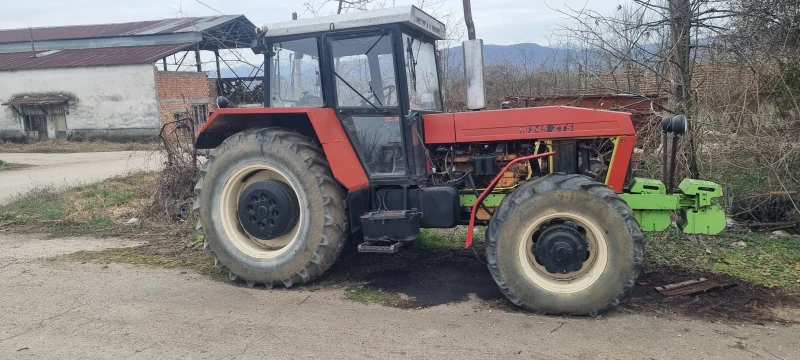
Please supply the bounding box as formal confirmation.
[0,151,162,205]
[0,234,797,360]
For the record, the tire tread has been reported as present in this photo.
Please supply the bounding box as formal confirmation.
[486,173,643,316]
[195,127,348,288]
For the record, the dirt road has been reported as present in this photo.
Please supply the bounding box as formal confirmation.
[0,151,161,205]
[0,234,797,360]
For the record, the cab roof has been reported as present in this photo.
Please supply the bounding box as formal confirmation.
[262,6,445,41]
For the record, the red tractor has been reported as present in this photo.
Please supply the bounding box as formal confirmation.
[194,6,726,316]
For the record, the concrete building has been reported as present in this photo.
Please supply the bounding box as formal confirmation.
[0,16,255,142]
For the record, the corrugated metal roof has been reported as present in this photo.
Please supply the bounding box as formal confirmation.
[0,15,244,44]
[0,43,192,71]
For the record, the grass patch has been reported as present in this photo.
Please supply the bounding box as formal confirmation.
[39,203,67,220]
[0,171,163,236]
[415,227,484,250]
[645,230,800,291]
[344,285,401,304]
[0,188,67,229]
[0,139,159,153]
[89,216,115,229]
[59,247,222,277]
[0,159,29,171]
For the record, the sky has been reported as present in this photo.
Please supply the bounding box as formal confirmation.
[0,0,623,46]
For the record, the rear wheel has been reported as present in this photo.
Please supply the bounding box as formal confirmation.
[194,128,348,288]
[486,174,643,316]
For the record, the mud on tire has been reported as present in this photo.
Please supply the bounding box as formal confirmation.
[193,128,348,288]
[486,173,643,316]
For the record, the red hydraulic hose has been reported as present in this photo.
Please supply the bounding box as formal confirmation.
[465,151,555,248]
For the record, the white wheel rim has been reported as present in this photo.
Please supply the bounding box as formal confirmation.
[517,212,608,293]
[219,164,303,259]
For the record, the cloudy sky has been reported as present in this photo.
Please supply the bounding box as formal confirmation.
[1,0,623,45]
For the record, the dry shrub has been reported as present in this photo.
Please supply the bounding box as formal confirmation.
[144,118,201,234]
[683,64,799,223]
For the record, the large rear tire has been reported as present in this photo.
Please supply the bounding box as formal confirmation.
[194,128,348,288]
[486,174,643,316]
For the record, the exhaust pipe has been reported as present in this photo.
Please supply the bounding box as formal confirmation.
[462,0,486,110]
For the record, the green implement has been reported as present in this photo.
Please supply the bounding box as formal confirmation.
[619,178,726,235]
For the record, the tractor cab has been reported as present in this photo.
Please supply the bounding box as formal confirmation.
[252,6,445,184]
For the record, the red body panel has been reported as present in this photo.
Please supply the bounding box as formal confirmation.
[423,106,636,193]
[422,112,456,143]
[605,136,636,193]
[199,107,369,191]
[423,106,636,143]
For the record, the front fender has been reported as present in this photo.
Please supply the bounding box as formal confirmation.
[196,107,368,192]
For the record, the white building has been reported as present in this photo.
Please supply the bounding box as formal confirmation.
[0,16,255,142]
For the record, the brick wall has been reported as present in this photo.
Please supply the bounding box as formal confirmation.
[591,64,757,98]
[155,71,216,129]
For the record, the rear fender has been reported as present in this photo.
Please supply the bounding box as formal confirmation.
[196,107,369,192]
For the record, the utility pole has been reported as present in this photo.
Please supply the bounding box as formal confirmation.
[461,0,485,110]
[462,0,476,40]
[668,0,699,179]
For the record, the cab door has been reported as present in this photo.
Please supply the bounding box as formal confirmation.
[325,31,408,182]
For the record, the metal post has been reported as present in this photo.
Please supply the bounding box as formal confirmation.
[28,27,36,56]
[668,135,680,194]
[214,49,222,96]
[195,45,202,72]
[162,58,167,71]
[662,132,668,189]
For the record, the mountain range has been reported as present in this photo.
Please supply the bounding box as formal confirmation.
[209,43,571,79]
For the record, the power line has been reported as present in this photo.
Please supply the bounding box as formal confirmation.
[195,0,225,15]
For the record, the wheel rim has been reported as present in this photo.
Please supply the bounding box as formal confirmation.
[518,212,608,293]
[219,164,303,259]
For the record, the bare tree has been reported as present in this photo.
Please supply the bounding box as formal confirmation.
[554,0,737,179]
[302,0,397,16]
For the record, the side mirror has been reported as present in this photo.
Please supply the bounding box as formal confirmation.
[250,37,267,55]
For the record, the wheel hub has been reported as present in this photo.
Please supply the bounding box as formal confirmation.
[237,180,299,240]
[533,223,589,274]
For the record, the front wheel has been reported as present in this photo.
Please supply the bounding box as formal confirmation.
[194,128,348,288]
[486,174,643,316]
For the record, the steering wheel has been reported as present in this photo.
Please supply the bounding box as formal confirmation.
[361,85,396,106]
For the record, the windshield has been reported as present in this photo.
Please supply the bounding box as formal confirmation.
[331,35,399,107]
[403,33,442,111]
[269,38,323,107]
